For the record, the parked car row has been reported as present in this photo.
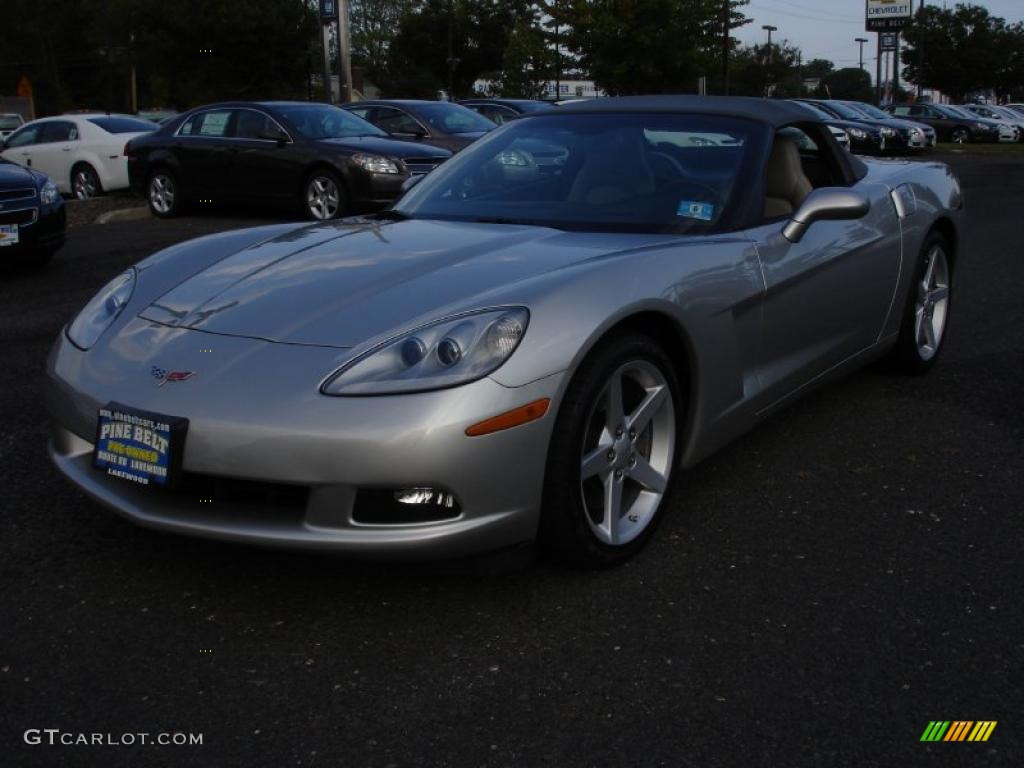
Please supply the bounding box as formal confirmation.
[792,99,937,155]
[884,102,1016,143]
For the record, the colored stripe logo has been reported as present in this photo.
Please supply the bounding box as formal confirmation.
[921,721,997,742]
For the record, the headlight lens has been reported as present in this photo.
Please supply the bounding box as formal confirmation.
[322,308,529,395]
[848,128,867,139]
[40,179,60,205]
[352,152,400,174]
[975,122,988,130]
[66,269,136,350]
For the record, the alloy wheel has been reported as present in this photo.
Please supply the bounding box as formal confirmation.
[73,167,98,199]
[149,173,175,214]
[306,175,340,220]
[579,360,676,546]
[914,244,950,361]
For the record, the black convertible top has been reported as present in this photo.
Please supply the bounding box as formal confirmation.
[553,95,822,127]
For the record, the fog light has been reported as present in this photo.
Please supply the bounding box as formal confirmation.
[395,488,455,507]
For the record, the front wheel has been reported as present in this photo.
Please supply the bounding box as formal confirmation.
[541,333,683,567]
[950,127,970,145]
[885,232,952,375]
[303,170,346,220]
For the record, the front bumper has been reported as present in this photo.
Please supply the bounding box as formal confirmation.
[45,324,563,559]
[0,201,65,256]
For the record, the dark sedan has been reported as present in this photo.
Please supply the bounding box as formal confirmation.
[815,99,936,152]
[343,100,496,153]
[457,98,553,125]
[0,159,65,266]
[884,103,1001,144]
[125,102,452,220]
[789,101,888,155]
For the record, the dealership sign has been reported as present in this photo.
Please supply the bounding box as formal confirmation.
[866,0,912,31]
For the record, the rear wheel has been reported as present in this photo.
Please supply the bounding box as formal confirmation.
[885,231,952,374]
[147,169,180,218]
[71,163,102,199]
[541,333,682,567]
[950,127,970,144]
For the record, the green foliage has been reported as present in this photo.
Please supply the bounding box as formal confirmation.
[350,0,419,87]
[545,0,750,96]
[488,17,557,98]
[817,68,874,102]
[728,42,802,98]
[901,3,1024,102]
[1,0,318,115]
[383,0,531,98]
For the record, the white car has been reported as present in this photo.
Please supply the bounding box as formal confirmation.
[959,104,1023,142]
[0,113,24,140]
[0,113,156,199]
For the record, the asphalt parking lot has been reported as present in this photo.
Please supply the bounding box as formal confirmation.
[2,154,1021,767]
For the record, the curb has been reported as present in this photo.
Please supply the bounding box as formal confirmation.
[95,207,151,225]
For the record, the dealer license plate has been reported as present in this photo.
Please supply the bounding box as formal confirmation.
[0,224,19,246]
[93,403,188,487]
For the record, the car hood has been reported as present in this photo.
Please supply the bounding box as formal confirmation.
[317,135,450,159]
[0,160,39,187]
[138,219,666,348]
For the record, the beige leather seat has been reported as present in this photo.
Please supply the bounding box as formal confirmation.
[764,136,814,219]
[570,130,655,205]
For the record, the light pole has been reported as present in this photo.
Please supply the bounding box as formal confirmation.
[856,37,869,70]
[762,25,778,96]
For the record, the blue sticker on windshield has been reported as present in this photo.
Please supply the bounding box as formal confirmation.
[677,201,715,221]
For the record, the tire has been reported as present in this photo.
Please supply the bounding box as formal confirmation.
[147,168,180,218]
[950,127,970,145]
[71,163,102,199]
[885,231,953,375]
[302,169,346,220]
[541,333,683,567]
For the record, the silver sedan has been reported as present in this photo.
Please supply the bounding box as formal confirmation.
[46,97,965,566]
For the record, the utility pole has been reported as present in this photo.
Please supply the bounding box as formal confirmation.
[338,0,352,102]
[721,0,730,95]
[875,33,883,104]
[446,0,458,100]
[893,34,900,99]
[762,25,777,97]
[856,37,868,70]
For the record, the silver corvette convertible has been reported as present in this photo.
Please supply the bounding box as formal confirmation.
[46,97,963,566]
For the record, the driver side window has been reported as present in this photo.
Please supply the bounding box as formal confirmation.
[5,125,39,147]
[764,127,844,221]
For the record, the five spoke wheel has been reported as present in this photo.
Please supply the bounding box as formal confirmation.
[579,360,676,547]
[914,244,950,362]
[149,172,176,216]
[306,174,341,220]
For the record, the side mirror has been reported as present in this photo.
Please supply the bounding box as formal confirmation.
[259,131,288,147]
[400,174,424,194]
[393,130,427,139]
[783,187,871,243]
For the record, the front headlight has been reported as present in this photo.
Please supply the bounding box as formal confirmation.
[848,128,868,140]
[974,122,989,131]
[352,152,400,174]
[66,269,136,350]
[322,308,529,395]
[39,179,60,205]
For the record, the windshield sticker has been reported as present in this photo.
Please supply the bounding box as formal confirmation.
[677,201,715,221]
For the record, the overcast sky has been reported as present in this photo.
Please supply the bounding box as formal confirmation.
[735,0,1024,71]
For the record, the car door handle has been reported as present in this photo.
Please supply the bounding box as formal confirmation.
[62,147,71,152]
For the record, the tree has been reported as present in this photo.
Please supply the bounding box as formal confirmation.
[817,68,874,102]
[901,3,1022,102]
[488,16,557,98]
[544,0,750,96]
[350,0,419,87]
[728,42,803,98]
[384,0,531,98]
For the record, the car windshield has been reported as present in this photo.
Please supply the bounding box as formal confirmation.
[822,101,865,120]
[88,116,158,133]
[412,103,496,134]
[516,102,553,113]
[846,102,889,120]
[0,115,22,130]
[797,102,836,121]
[274,104,386,139]
[394,113,757,234]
